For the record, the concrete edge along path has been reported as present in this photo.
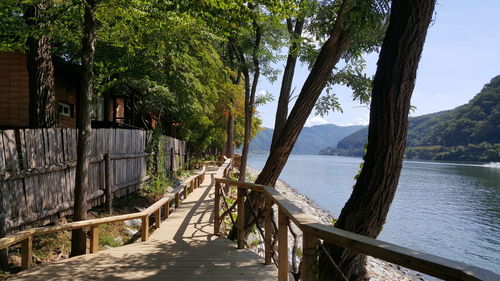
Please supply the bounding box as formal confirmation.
[10,168,277,281]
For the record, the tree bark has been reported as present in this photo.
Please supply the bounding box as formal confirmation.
[71,0,98,257]
[238,16,261,182]
[25,2,58,128]
[232,0,356,240]
[255,0,353,186]
[225,99,235,157]
[318,1,436,280]
[270,18,304,151]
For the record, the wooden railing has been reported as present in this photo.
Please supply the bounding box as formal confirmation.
[214,160,499,281]
[0,166,206,270]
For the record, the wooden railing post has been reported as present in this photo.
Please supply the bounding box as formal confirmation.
[170,147,174,174]
[21,236,32,270]
[302,232,318,281]
[155,208,161,229]
[237,187,245,249]
[141,216,149,241]
[163,201,170,219]
[175,193,179,208]
[184,185,188,199]
[214,180,220,235]
[104,153,112,213]
[278,209,289,281]
[264,197,273,265]
[90,226,99,253]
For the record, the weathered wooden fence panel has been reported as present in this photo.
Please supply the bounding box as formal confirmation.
[0,128,182,235]
[161,135,187,173]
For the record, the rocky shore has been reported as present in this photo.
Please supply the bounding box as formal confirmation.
[246,167,427,281]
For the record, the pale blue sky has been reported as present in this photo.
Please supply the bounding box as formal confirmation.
[256,1,500,128]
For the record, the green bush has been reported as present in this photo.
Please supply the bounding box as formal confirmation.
[143,175,173,195]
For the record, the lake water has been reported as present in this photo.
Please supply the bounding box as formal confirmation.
[248,154,500,275]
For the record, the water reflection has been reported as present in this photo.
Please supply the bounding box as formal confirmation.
[248,154,500,274]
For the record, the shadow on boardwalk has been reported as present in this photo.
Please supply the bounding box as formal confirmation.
[10,171,277,281]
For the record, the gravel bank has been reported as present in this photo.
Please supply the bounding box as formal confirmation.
[246,166,427,281]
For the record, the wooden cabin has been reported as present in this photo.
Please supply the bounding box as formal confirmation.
[0,51,156,130]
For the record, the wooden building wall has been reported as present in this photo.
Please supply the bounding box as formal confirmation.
[0,52,29,128]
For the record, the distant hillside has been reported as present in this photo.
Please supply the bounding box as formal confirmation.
[250,124,365,154]
[331,75,500,151]
[320,75,500,161]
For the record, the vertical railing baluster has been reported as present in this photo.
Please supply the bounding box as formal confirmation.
[21,236,32,270]
[164,201,170,219]
[90,226,99,253]
[214,180,221,234]
[278,209,289,281]
[237,187,245,249]
[264,197,273,265]
[141,216,149,241]
[302,232,318,281]
[155,208,161,229]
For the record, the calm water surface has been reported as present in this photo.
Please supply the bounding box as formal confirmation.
[248,154,500,274]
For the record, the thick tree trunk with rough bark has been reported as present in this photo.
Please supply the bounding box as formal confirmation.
[238,65,252,181]
[318,1,436,280]
[225,100,234,158]
[233,0,355,239]
[270,18,304,151]
[71,0,98,257]
[238,18,261,182]
[25,2,58,128]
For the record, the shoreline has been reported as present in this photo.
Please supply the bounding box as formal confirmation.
[246,166,427,281]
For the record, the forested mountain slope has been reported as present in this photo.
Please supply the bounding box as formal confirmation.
[333,75,500,152]
[250,124,365,154]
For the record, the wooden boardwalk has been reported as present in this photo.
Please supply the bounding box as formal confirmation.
[10,169,277,281]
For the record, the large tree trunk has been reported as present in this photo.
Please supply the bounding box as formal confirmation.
[225,99,234,157]
[318,1,436,280]
[71,0,98,257]
[25,2,58,128]
[233,0,355,239]
[270,18,304,151]
[238,18,261,182]
[255,0,353,186]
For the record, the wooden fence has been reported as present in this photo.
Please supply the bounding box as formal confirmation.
[0,166,206,270]
[160,135,187,172]
[0,128,186,237]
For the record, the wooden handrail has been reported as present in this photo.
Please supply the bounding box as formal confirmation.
[214,169,499,281]
[0,165,206,270]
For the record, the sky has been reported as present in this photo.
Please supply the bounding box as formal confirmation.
[255,1,500,129]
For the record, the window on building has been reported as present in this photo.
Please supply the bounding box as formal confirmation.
[58,103,72,117]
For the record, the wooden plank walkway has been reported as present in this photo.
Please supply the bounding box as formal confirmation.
[10,169,277,281]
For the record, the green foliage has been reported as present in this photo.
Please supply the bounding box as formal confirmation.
[229,171,239,181]
[301,0,390,117]
[143,175,173,195]
[0,0,394,155]
[406,143,500,162]
[0,0,27,51]
[334,74,500,158]
[146,129,168,178]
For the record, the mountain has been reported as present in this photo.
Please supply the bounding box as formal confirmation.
[324,75,500,155]
[250,124,365,154]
